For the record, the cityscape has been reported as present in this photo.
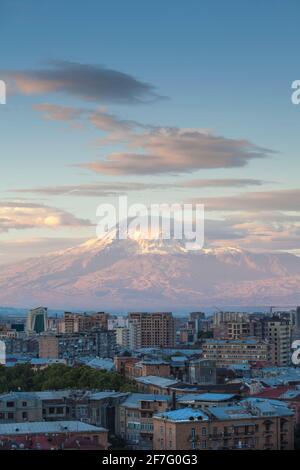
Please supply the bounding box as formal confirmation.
[0,0,300,458]
[0,306,300,450]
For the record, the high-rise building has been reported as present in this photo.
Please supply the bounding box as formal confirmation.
[57,312,109,334]
[115,327,130,349]
[213,311,249,326]
[263,317,291,366]
[128,312,175,349]
[26,307,48,334]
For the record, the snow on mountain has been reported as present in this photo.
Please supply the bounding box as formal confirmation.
[0,227,299,309]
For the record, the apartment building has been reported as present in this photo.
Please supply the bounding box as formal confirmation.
[0,392,43,423]
[135,376,179,395]
[263,318,291,366]
[202,339,269,367]
[39,329,116,363]
[213,312,249,327]
[57,312,109,334]
[115,327,130,349]
[118,393,172,449]
[213,320,251,340]
[0,421,108,450]
[153,398,294,450]
[128,312,175,349]
[188,359,217,385]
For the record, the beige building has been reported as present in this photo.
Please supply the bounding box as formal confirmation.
[57,312,109,334]
[264,318,291,366]
[0,392,43,423]
[153,399,294,450]
[115,327,130,349]
[128,312,175,349]
[119,393,172,449]
[202,339,269,367]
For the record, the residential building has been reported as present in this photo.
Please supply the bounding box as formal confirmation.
[0,392,43,423]
[135,376,178,395]
[128,312,175,349]
[0,421,108,450]
[153,398,294,450]
[188,359,217,385]
[57,312,109,334]
[263,318,291,366]
[118,393,172,449]
[177,392,239,410]
[115,327,130,349]
[39,329,117,363]
[202,339,269,367]
[213,312,249,327]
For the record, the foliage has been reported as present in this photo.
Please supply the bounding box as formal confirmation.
[0,363,137,393]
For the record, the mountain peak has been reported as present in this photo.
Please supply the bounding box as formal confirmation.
[0,231,299,309]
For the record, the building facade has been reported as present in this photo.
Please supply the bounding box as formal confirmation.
[128,312,175,349]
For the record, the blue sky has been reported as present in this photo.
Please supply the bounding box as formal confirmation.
[0,0,300,263]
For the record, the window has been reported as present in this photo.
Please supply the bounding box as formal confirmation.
[7,412,14,419]
[22,402,27,407]
[202,428,207,436]
[6,402,14,408]
[22,411,28,420]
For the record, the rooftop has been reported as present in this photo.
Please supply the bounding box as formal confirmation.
[0,421,107,436]
[155,407,209,422]
[78,357,115,371]
[178,393,237,402]
[207,405,254,421]
[121,393,171,409]
[242,398,294,417]
[204,339,262,345]
[136,375,178,387]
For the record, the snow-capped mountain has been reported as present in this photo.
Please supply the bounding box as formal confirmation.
[0,227,300,309]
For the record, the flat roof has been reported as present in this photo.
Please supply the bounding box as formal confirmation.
[0,421,106,436]
[136,375,178,387]
[155,408,209,422]
[178,393,236,402]
[121,393,171,409]
[207,405,254,421]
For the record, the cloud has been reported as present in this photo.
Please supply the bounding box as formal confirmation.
[31,102,273,177]
[80,127,272,175]
[33,103,83,121]
[5,60,164,103]
[11,178,267,198]
[193,188,300,212]
[10,182,168,197]
[0,202,91,232]
[205,212,300,252]
[33,102,147,141]
[183,178,267,188]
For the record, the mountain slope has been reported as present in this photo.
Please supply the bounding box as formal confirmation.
[0,232,300,309]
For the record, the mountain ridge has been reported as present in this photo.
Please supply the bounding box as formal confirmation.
[0,233,299,309]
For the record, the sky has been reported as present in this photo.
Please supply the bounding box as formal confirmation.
[0,0,300,265]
